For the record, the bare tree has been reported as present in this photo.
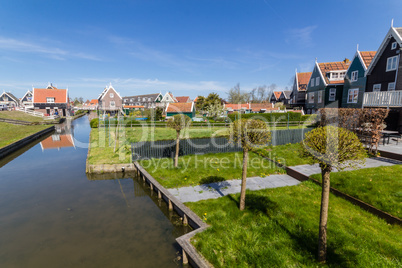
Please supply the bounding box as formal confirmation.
[227,83,250,103]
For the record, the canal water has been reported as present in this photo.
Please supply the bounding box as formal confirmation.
[0,115,188,267]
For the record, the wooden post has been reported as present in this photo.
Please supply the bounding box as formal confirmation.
[158,190,161,199]
[150,183,153,191]
[183,214,188,226]
[182,249,188,265]
[168,199,173,211]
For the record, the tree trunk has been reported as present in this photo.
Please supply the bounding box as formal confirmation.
[239,149,248,211]
[318,166,331,263]
[174,130,180,168]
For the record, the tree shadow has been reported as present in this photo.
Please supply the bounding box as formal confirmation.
[200,176,226,184]
[199,176,231,197]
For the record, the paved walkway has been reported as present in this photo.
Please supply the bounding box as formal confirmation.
[169,156,401,203]
[169,174,300,202]
[378,139,402,155]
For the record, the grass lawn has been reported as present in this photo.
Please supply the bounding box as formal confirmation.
[140,151,284,188]
[253,143,313,167]
[311,165,402,218]
[0,111,45,123]
[186,181,402,267]
[0,122,51,148]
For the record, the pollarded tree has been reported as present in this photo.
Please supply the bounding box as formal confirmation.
[300,126,366,263]
[231,119,271,211]
[167,114,191,168]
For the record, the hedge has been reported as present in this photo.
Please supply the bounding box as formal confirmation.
[228,112,309,123]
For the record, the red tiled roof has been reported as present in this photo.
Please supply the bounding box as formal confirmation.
[175,96,191,103]
[33,87,68,103]
[297,72,312,91]
[318,61,350,85]
[193,97,198,102]
[166,102,194,113]
[90,99,98,105]
[225,103,250,110]
[273,91,282,100]
[168,92,178,102]
[359,51,376,68]
[40,135,74,150]
[249,103,276,112]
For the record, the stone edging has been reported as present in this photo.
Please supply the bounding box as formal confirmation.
[0,126,55,159]
[133,162,212,268]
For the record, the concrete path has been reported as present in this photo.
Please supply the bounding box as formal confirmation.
[168,174,300,203]
[290,157,401,177]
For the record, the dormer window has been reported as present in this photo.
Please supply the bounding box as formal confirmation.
[391,42,397,50]
[47,97,55,103]
[328,71,346,81]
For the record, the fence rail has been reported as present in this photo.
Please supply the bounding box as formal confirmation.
[132,128,314,160]
[363,91,402,107]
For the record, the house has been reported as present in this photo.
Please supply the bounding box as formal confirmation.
[270,91,282,104]
[305,59,350,114]
[280,91,292,105]
[0,92,20,109]
[342,50,376,108]
[161,92,178,107]
[122,93,163,109]
[364,25,402,132]
[89,99,98,110]
[249,103,280,113]
[224,103,251,114]
[290,71,312,109]
[32,83,69,116]
[20,90,33,107]
[175,96,192,103]
[83,100,90,107]
[98,84,123,115]
[166,102,195,119]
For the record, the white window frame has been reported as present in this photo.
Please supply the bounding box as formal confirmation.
[386,56,398,71]
[315,77,320,86]
[110,101,115,107]
[318,91,322,103]
[347,88,359,103]
[332,72,339,79]
[110,93,114,98]
[391,42,397,50]
[329,88,336,101]
[373,84,381,92]
[46,97,55,103]
[340,72,346,79]
[308,92,315,103]
[311,79,314,87]
[351,70,358,82]
[388,82,396,91]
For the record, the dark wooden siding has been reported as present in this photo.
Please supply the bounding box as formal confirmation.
[342,54,366,108]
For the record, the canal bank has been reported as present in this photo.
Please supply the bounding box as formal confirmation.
[0,115,191,267]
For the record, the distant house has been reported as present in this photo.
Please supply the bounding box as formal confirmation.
[342,50,376,108]
[20,90,33,107]
[364,25,402,132]
[32,83,69,116]
[270,91,282,104]
[290,71,312,109]
[122,93,163,109]
[0,92,20,108]
[98,84,123,115]
[166,102,195,119]
[175,96,192,103]
[224,103,251,114]
[280,91,292,105]
[83,100,90,106]
[161,92,178,107]
[305,59,350,114]
[249,103,280,113]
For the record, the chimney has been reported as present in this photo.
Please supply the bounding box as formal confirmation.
[344,58,350,64]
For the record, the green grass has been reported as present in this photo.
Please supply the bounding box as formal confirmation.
[0,111,45,122]
[140,151,284,188]
[253,143,313,166]
[0,122,51,148]
[186,181,402,267]
[311,165,402,218]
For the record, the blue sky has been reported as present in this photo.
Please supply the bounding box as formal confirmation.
[0,0,401,100]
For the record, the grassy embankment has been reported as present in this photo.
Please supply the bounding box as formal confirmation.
[186,181,402,267]
[0,110,46,123]
[0,122,50,148]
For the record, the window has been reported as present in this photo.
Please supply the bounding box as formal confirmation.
[311,79,314,87]
[110,101,115,107]
[308,92,315,103]
[148,97,152,101]
[340,72,346,79]
[351,70,358,82]
[110,93,114,98]
[130,98,133,102]
[388,82,396,91]
[373,84,381,92]
[329,88,336,101]
[386,56,398,71]
[318,91,323,103]
[46,97,55,103]
[316,77,320,86]
[348,88,359,103]
[143,97,146,101]
[391,42,397,50]
[138,97,140,101]
[332,72,339,79]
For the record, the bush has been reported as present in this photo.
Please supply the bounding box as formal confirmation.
[90,118,99,128]
[228,112,303,123]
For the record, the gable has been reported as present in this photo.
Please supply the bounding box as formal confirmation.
[346,53,366,80]
[101,86,122,100]
[296,72,312,91]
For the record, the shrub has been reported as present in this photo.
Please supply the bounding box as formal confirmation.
[90,118,99,128]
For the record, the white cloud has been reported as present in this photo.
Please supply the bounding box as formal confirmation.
[286,25,317,48]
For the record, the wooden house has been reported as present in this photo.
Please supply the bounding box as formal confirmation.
[364,25,402,132]
[290,71,312,109]
[161,92,178,107]
[20,90,33,107]
[342,50,376,108]
[224,103,251,114]
[305,59,350,114]
[175,96,192,103]
[98,84,123,115]
[122,93,163,109]
[0,92,20,108]
[32,83,69,116]
[166,102,195,119]
[270,91,282,104]
[249,103,279,113]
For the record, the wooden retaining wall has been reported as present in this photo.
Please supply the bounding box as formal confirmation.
[0,126,55,159]
[133,162,212,268]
